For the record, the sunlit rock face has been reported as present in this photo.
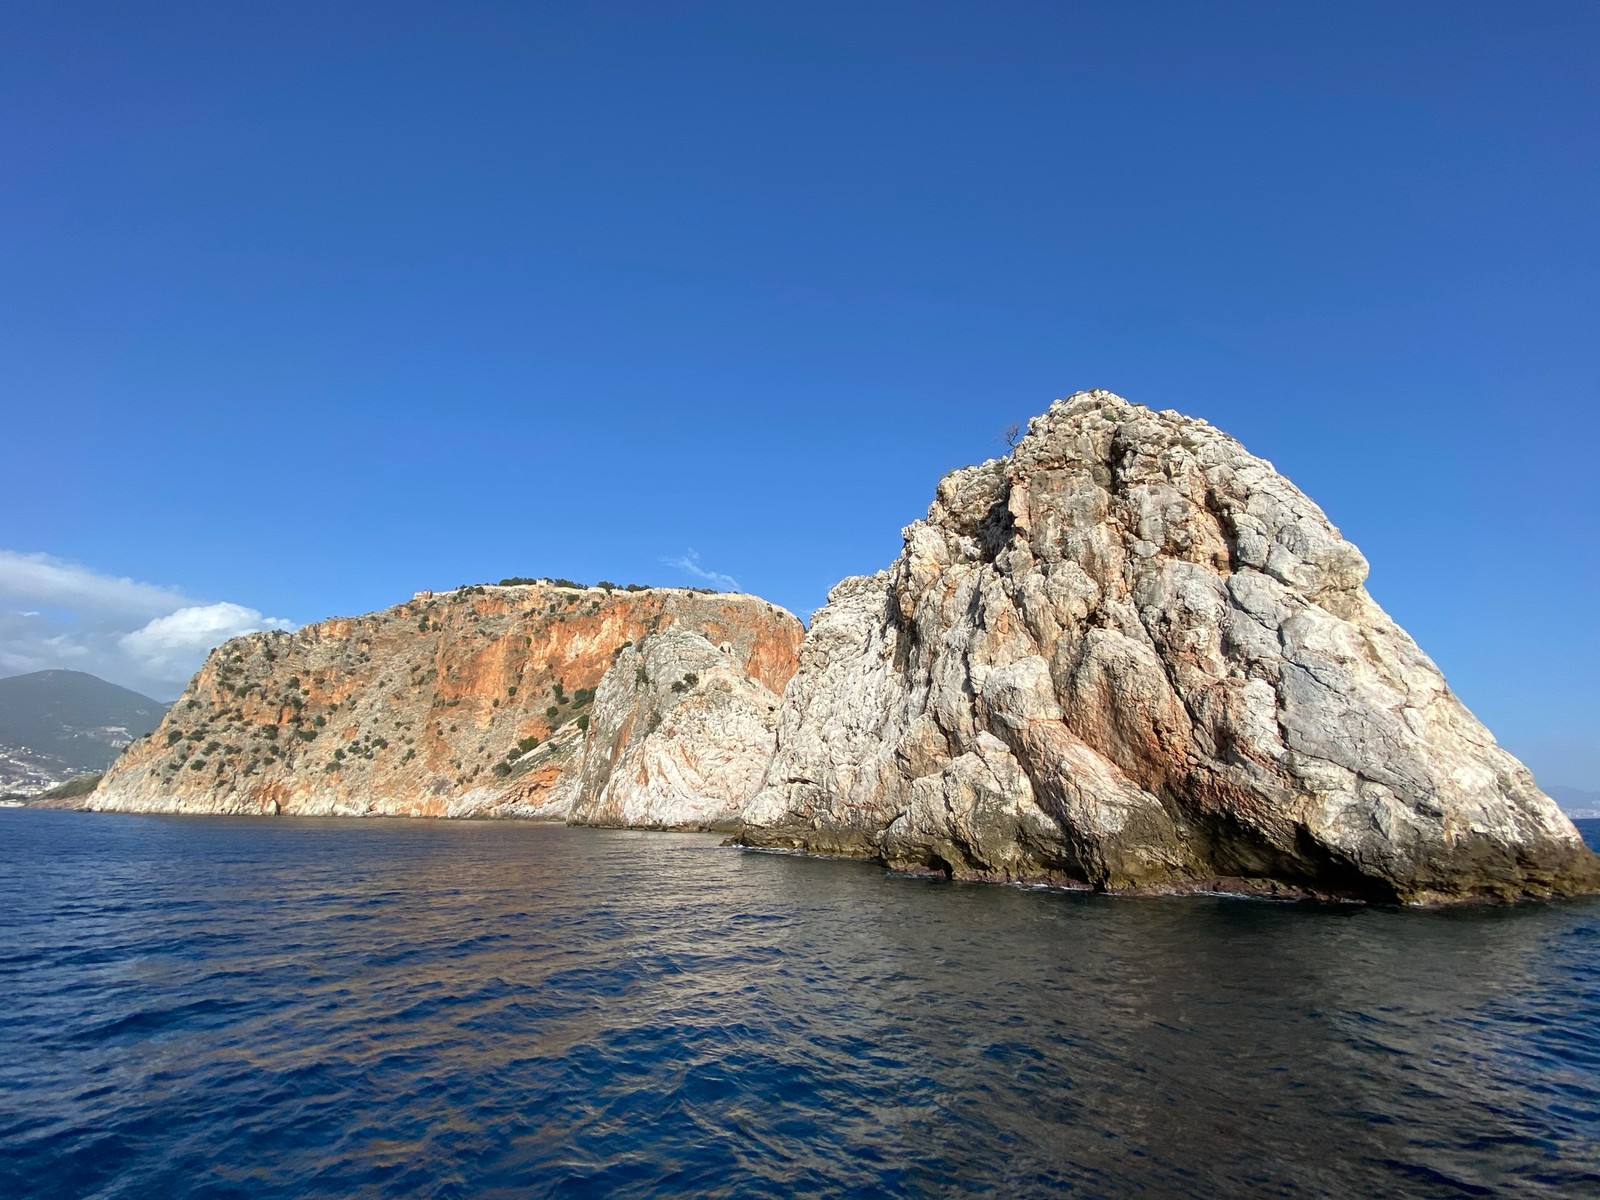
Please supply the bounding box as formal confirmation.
[741,390,1599,903]
[90,585,802,823]
[565,628,788,831]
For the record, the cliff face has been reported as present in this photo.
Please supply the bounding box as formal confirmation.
[740,391,1599,903]
[566,628,787,830]
[90,585,802,822]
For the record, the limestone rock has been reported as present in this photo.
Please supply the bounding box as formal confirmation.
[740,390,1599,902]
[566,628,787,830]
[90,584,802,821]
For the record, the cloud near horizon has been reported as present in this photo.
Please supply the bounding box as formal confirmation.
[120,603,296,682]
[0,550,296,698]
[0,549,189,618]
[662,548,741,591]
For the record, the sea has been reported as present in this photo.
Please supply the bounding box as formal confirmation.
[2,810,1597,1199]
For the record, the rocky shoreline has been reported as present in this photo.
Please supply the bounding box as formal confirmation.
[80,391,1600,904]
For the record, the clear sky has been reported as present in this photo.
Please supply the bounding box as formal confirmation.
[2,2,1596,791]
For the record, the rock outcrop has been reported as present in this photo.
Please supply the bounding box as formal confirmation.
[739,391,1599,903]
[90,585,802,822]
[80,390,1596,903]
[566,629,788,830]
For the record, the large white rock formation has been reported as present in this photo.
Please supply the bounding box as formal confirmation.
[740,391,1598,902]
[566,628,788,830]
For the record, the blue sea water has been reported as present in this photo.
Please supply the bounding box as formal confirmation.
[1,811,1597,1199]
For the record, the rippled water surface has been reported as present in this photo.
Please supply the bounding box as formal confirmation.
[3,811,1599,1199]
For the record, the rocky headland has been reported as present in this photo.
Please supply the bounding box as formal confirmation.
[89,584,802,826]
[82,391,1599,903]
[739,391,1597,902]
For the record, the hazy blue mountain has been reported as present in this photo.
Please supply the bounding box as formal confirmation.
[1547,785,1600,818]
[0,670,168,789]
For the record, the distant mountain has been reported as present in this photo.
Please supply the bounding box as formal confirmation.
[1547,785,1600,819]
[0,670,168,795]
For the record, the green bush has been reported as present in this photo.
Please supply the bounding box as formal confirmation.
[575,714,589,732]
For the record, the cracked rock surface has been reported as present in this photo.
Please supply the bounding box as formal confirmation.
[740,390,1598,902]
[566,628,787,830]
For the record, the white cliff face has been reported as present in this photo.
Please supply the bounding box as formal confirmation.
[567,629,786,830]
[742,390,1598,902]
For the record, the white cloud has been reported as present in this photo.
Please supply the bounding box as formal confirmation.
[120,603,296,681]
[663,548,741,591]
[0,549,188,618]
[0,550,297,698]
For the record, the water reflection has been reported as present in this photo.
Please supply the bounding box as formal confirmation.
[1,812,1596,1199]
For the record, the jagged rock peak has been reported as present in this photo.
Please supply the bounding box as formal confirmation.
[740,389,1599,903]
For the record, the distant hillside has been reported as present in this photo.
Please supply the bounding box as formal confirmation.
[88,584,803,822]
[1547,785,1600,819]
[0,670,168,794]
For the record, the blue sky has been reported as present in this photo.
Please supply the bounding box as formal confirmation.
[1,2,1595,790]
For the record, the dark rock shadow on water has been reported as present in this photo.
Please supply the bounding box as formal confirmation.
[1,810,1597,1200]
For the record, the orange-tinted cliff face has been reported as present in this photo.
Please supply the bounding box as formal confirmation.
[91,585,803,819]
